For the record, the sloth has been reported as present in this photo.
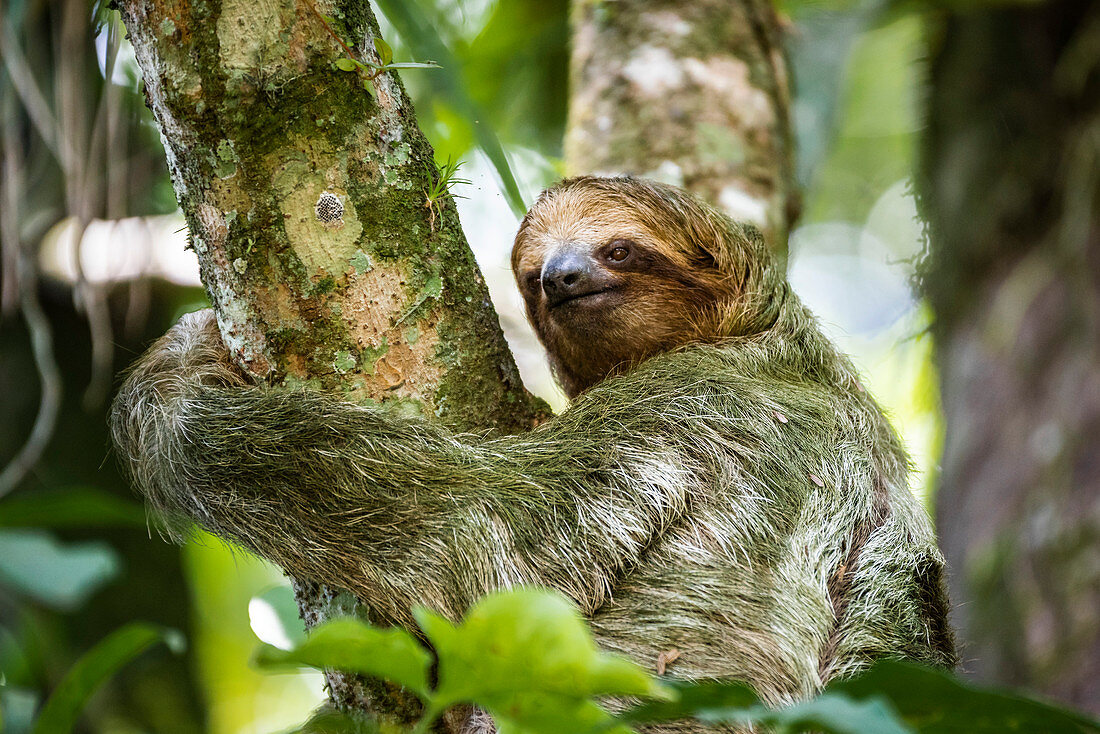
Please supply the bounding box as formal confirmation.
[514,177,787,398]
[111,176,955,728]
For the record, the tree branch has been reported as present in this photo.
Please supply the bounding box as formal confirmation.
[117,0,548,721]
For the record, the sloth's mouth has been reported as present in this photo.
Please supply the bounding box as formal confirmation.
[548,286,619,310]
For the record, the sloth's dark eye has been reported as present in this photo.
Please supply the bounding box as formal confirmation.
[606,240,634,263]
[525,273,540,292]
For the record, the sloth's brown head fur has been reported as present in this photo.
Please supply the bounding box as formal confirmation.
[513,176,785,397]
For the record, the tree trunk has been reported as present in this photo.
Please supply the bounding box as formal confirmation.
[116,0,548,722]
[921,0,1100,712]
[567,0,797,252]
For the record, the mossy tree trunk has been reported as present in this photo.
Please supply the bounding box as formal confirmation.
[921,0,1100,713]
[117,0,548,722]
[567,0,797,253]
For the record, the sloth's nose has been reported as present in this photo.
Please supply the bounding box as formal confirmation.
[541,250,594,306]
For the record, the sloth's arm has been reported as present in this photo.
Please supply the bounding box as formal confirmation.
[110,311,705,620]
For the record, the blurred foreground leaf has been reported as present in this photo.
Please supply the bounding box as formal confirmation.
[616,679,759,725]
[828,660,1100,733]
[0,530,119,609]
[620,660,1100,733]
[249,585,308,650]
[0,487,145,528]
[757,695,911,733]
[256,588,1100,734]
[618,679,910,734]
[458,0,568,156]
[32,623,179,734]
[416,588,669,734]
[292,705,383,734]
[255,618,431,697]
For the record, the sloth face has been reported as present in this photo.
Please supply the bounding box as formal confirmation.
[512,177,734,397]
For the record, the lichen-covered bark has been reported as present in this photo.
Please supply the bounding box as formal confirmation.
[567,0,797,253]
[117,0,548,721]
[921,0,1100,713]
[118,0,547,433]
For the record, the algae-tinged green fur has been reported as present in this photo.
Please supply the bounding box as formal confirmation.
[111,178,954,732]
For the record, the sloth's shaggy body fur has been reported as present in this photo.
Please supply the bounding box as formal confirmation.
[111,177,954,729]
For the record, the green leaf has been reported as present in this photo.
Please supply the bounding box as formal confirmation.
[335,57,359,72]
[254,617,431,698]
[416,589,669,734]
[622,662,1100,733]
[616,679,760,726]
[373,36,394,67]
[618,681,911,733]
[32,623,176,734]
[293,704,382,733]
[491,695,633,734]
[1,623,33,687]
[753,694,912,734]
[249,585,307,650]
[0,487,145,528]
[827,660,1100,733]
[0,530,120,610]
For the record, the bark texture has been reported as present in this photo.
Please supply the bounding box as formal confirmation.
[116,0,548,721]
[921,0,1100,712]
[567,0,797,252]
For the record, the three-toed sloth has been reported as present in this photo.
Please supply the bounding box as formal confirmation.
[111,176,954,724]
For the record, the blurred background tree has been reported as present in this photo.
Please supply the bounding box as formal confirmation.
[565,0,797,250]
[1,0,1095,731]
[920,0,1100,713]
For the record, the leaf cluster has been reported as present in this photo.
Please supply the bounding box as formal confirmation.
[333,36,441,92]
[255,588,1100,734]
[420,157,470,231]
[257,589,664,734]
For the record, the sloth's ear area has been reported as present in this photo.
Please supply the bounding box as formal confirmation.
[684,215,744,282]
[702,218,774,289]
[651,186,745,280]
[689,243,721,272]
